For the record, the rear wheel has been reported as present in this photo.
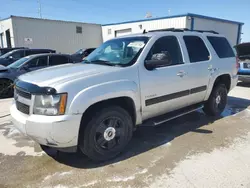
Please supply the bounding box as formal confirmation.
[79,106,133,162]
[203,84,227,116]
[0,79,14,98]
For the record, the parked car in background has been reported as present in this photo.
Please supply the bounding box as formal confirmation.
[0,47,28,56]
[0,53,71,98]
[235,42,250,83]
[0,48,56,66]
[11,29,238,161]
[71,48,95,62]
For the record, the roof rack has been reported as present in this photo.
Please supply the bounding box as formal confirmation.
[147,28,219,34]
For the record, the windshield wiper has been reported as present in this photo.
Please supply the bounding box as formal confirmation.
[88,60,119,66]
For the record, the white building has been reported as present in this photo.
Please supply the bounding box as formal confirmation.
[102,13,244,45]
[0,16,103,53]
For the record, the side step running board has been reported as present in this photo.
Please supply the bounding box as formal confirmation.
[142,103,204,127]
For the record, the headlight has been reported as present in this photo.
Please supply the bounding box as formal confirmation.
[33,93,67,115]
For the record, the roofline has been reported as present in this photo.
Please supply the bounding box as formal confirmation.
[1,15,100,26]
[102,13,244,26]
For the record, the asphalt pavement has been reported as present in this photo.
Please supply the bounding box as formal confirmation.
[1,83,250,188]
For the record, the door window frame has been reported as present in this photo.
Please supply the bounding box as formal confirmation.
[182,35,212,63]
[144,35,185,69]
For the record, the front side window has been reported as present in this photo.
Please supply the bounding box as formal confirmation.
[184,36,210,63]
[207,36,235,58]
[146,36,183,66]
[85,37,149,66]
[27,56,48,68]
[49,55,69,66]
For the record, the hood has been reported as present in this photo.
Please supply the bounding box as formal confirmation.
[19,63,121,87]
[0,58,10,66]
[235,42,250,59]
[0,65,9,73]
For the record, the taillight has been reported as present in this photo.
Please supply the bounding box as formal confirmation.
[236,56,240,69]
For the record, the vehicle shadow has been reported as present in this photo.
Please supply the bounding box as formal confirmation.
[237,81,250,88]
[43,96,250,169]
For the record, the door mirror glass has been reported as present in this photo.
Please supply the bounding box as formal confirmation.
[145,52,172,70]
[22,64,30,71]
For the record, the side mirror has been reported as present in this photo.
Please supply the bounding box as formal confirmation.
[22,64,30,71]
[145,52,172,70]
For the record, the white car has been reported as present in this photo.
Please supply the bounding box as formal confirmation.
[11,29,238,161]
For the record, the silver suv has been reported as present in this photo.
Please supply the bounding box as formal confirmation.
[11,29,238,161]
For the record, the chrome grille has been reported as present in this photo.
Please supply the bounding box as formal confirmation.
[15,87,31,99]
[16,101,30,115]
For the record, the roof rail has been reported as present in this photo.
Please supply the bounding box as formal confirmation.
[147,28,219,34]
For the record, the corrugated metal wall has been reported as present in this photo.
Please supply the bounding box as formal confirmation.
[102,16,187,42]
[12,17,103,53]
[0,18,15,48]
[187,17,239,45]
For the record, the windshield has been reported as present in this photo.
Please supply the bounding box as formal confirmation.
[7,57,30,68]
[84,36,149,66]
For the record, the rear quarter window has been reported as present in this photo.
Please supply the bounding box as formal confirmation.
[207,36,235,58]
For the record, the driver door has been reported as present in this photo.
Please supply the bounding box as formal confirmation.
[139,36,192,120]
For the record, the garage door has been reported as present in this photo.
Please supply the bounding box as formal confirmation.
[115,29,132,37]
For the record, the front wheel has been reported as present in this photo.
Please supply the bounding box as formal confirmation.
[0,79,14,98]
[203,84,228,116]
[79,106,133,162]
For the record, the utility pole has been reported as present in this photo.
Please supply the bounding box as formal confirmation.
[37,0,42,18]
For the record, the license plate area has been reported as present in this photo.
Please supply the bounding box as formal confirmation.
[243,63,250,69]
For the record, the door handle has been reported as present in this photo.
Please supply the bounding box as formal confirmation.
[177,71,186,77]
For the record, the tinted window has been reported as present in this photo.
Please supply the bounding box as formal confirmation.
[11,50,25,59]
[28,56,48,68]
[184,36,210,63]
[49,55,69,66]
[207,36,234,58]
[146,36,183,65]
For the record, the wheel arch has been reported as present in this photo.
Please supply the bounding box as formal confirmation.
[205,74,231,101]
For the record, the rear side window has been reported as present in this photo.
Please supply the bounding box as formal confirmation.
[184,36,210,63]
[49,55,69,66]
[207,36,235,58]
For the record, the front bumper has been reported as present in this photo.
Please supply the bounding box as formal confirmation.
[10,103,82,150]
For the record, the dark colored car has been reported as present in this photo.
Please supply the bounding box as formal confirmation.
[235,42,250,82]
[0,47,28,56]
[71,48,95,62]
[0,48,56,66]
[0,53,71,98]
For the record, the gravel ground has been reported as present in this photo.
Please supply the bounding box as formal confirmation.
[0,83,250,188]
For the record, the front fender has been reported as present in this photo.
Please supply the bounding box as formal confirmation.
[68,80,142,124]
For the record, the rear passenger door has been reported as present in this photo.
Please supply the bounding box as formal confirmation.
[140,35,193,120]
[49,55,69,67]
[182,35,212,105]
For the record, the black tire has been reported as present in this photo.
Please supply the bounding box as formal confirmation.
[79,106,133,162]
[0,79,14,98]
[203,84,227,116]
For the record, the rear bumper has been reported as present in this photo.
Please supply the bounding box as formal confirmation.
[230,75,238,90]
[238,74,250,82]
[10,103,82,151]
